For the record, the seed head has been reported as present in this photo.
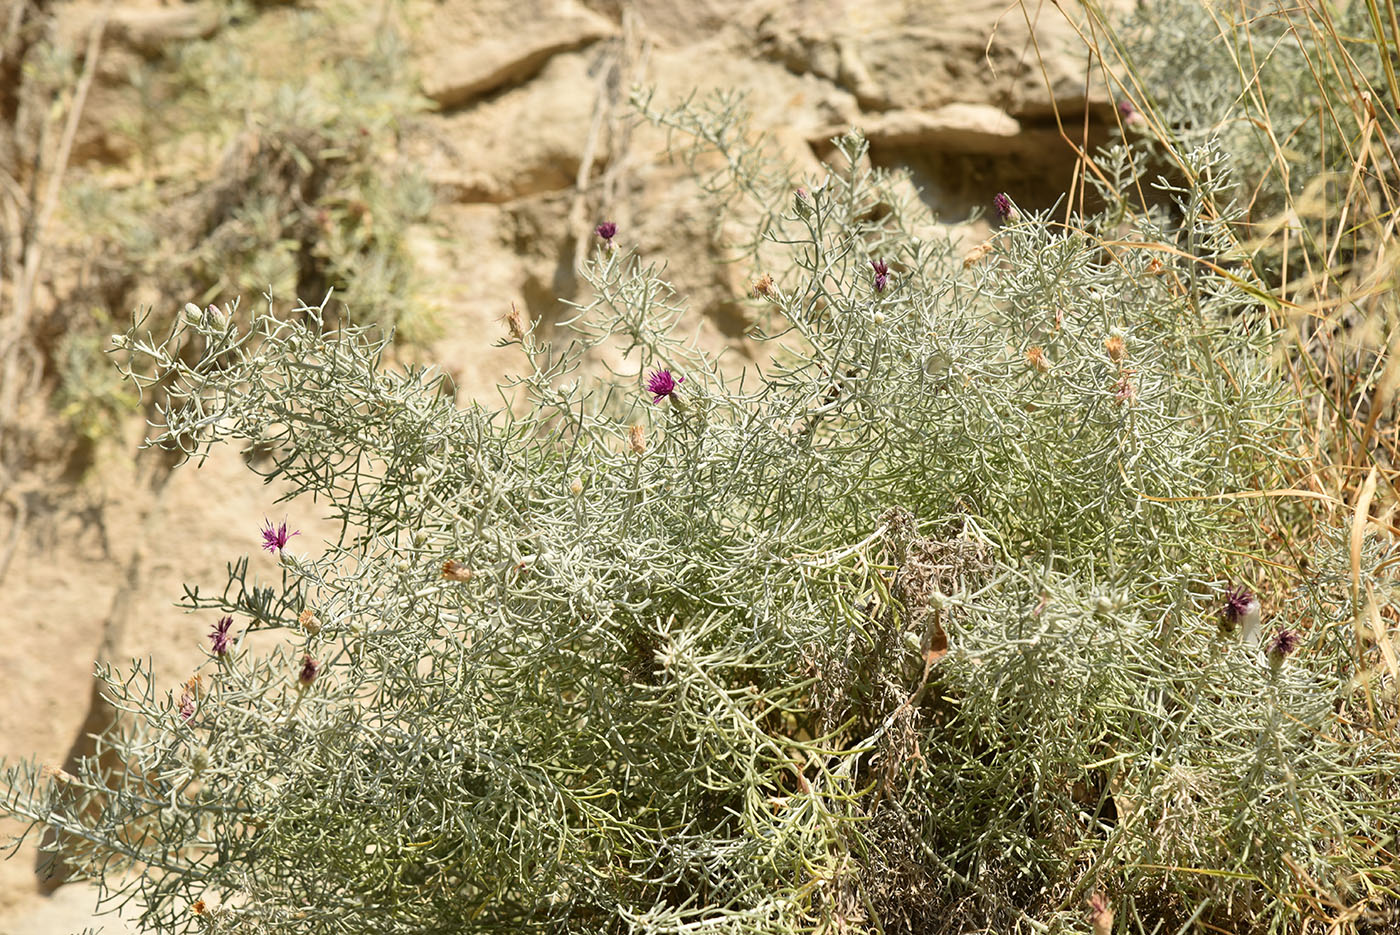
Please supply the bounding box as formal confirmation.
[993,192,1014,220]
[260,517,299,553]
[209,615,234,656]
[1104,331,1126,362]
[627,423,647,455]
[1025,346,1050,373]
[594,221,617,242]
[646,369,684,404]
[751,273,775,298]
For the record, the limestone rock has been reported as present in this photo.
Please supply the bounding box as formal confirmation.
[421,8,616,109]
[825,103,1023,153]
[108,4,222,56]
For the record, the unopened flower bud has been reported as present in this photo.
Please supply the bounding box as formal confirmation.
[569,477,584,496]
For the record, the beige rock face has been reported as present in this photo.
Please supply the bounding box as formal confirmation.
[0,0,1122,930]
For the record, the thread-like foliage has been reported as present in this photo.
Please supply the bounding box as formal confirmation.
[5,11,1400,935]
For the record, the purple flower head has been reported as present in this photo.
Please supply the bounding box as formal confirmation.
[1118,99,1136,118]
[209,615,234,656]
[260,517,300,553]
[871,258,890,293]
[646,369,684,404]
[1223,585,1259,625]
[594,221,617,242]
[298,654,319,687]
[1265,628,1301,661]
[993,192,1013,220]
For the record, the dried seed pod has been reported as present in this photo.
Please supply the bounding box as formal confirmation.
[441,560,473,582]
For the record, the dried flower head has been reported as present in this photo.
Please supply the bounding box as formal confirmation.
[192,900,207,916]
[1112,373,1138,407]
[298,608,321,636]
[1087,891,1114,935]
[627,423,646,455]
[441,560,473,582]
[594,221,617,242]
[1025,346,1050,373]
[751,273,775,298]
[870,258,890,293]
[1265,627,1301,661]
[1104,331,1126,362]
[963,240,995,268]
[41,764,76,785]
[993,192,1013,219]
[260,517,299,553]
[178,676,199,722]
[505,303,530,341]
[1146,256,1165,276]
[298,655,319,688]
[646,369,684,403]
[209,615,234,656]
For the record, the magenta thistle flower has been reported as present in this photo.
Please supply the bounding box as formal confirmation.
[1265,628,1301,660]
[594,221,617,242]
[646,369,684,403]
[298,654,319,687]
[993,192,1013,219]
[260,517,300,553]
[209,615,234,656]
[870,258,890,293]
[1118,99,1136,117]
[1223,585,1257,624]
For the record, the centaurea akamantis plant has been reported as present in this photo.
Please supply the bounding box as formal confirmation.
[2,80,1393,935]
